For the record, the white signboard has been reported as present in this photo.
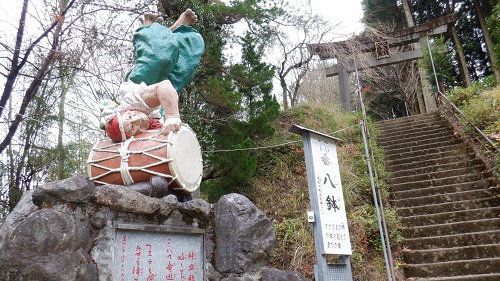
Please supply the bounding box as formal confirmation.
[310,133,352,255]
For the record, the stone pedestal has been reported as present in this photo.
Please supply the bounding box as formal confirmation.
[0,175,306,281]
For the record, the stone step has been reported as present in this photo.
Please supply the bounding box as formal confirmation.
[376,112,439,124]
[376,121,445,135]
[404,257,500,279]
[380,134,460,153]
[392,180,497,200]
[403,243,500,264]
[386,154,477,174]
[377,114,447,130]
[392,188,500,209]
[376,112,443,130]
[388,158,484,178]
[401,206,500,227]
[407,273,500,281]
[383,139,462,159]
[383,143,467,162]
[397,196,499,217]
[377,126,452,145]
[378,124,451,143]
[385,147,474,167]
[401,217,500,238]
[378,112,500,280]
[404,230,500,250]
[389,165,487,185]
[378,130,453,147]
[377,112,446,127]
[390,173,488,192]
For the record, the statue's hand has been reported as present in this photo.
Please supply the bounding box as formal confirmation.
[162,117,182,135]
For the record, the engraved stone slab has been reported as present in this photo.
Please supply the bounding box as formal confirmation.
[113,223,204,281]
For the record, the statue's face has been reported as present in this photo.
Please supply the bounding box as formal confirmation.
[122,110,150,136]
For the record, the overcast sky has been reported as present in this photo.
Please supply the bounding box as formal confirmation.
[0,1,365,41]
[310,0,365,38]
[0,0,365,123]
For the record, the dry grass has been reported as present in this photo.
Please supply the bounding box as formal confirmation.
[241,103,403,280]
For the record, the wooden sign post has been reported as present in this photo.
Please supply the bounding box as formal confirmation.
[290,125,353,281]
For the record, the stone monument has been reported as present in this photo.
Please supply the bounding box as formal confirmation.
[0,175,306,280]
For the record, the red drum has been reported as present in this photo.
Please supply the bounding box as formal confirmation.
[87,125,203,193]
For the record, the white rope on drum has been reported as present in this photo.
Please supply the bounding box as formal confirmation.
[118,137,135,185]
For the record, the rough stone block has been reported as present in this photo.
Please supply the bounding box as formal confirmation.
[32,174,94,205]
[215,193,276,274]
[92,184,160,214]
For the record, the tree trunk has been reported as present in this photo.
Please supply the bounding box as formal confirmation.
[445,0,471,87]
[451,25,472,86]
[280,78,289,110]
[57,74,67,180]
[0,0,28,119]
[57,0,69,180]
[473,0,500,82]
[6,99,21,212]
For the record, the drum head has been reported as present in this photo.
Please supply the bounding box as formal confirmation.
[167,125,203,192]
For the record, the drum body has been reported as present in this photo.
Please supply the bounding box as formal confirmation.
[87,125,203,193]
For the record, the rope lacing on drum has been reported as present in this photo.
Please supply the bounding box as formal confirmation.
[118,137,135,185]
[87,131,175,185]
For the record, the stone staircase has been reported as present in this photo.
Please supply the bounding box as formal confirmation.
[375,111,500,281]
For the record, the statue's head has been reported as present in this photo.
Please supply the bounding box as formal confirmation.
[105,109,152,142]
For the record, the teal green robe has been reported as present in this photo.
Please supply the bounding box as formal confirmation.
[125,23,205,91]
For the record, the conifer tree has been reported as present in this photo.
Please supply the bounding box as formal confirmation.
[362,0,406,29]
[163,1,282,200]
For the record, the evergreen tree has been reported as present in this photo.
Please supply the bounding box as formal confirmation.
[362,0,406,29]
[360,0,499,118]
[488,2,500,70]
[408,0,496,81]
[420,36,459,92]
[198,32,279,201]
[160,1,282,201]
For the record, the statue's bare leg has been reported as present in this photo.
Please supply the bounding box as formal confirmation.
[170,9,198,31]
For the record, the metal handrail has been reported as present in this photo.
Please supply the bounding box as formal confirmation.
[436,90,500,154]
[354,58,395,281]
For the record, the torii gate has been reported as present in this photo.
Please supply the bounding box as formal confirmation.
[307,14,456,113]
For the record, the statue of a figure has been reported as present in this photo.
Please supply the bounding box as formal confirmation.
[88,10,204,196]
[101,9,205,142]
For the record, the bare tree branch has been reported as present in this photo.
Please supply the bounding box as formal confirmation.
[0,0,77,118]
[0,0,77,154]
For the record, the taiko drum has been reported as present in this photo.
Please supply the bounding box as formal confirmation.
[87,125,203,193]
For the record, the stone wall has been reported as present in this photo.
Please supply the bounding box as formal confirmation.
[0,175,306,281]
